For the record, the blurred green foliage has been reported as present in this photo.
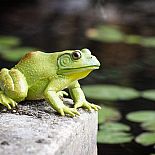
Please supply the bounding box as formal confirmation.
[0,36,37,61]
[87,25,155,47]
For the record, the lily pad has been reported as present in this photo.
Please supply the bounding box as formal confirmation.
[98,130,133,144]
[125,35,142,45]
[2,47,37,61]
[87,25,125,43]
[82,85,140,101]
[98,106,121,124]
[136,132,155,146]
[141,90,155,101]
[0,36,20,48]
[126,111,155,123]
[87,24,155,48]
[141,121,155,131]
[99,122,130,132]
[141,37,155,48]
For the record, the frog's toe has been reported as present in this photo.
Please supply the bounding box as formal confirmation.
[75,101,101,111]
[57,108,65,116]
[63,106,80,117]
[9,99,17,108]
[89,103,101,111]
[0,98,11,109]
[83,102,92,111]
[0,93,17,109]
[70,108,80,116]
[57,91,68,97]
[74,102,83,109]
[65,110,75,117]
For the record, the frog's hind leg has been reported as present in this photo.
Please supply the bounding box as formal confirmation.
[0,68,28,109]
[0,91,17,109]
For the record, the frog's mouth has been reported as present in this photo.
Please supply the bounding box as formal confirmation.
[58,65,100,74]
[70,65,99,70]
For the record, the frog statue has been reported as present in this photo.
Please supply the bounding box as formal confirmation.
[0,48,101,117]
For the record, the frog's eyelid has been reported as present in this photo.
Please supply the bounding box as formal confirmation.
[74,50,81,52]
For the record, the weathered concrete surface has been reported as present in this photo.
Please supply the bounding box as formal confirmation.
[0,99,98,155]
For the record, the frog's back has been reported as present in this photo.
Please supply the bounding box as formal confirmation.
[14,51,58,87]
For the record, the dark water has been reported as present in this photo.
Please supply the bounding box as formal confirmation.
[0,0,155,154]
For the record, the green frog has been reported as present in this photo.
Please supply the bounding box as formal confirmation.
[0,48,101,117]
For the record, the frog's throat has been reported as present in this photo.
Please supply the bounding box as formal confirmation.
[57,65,99,74]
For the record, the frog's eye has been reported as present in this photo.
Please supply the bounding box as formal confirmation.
[72,50,81,60]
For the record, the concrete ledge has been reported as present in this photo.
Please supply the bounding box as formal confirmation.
[0,99,98,155]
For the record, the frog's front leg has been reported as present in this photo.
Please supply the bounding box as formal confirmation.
[69,81,101,111]
[44,81,79,117]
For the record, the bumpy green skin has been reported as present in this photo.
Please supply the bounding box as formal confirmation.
[0,49,101,117]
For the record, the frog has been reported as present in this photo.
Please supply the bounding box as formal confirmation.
[0,48,101,117]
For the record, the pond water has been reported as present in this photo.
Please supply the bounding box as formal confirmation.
[0,0,155,155]
[97,99,155,155]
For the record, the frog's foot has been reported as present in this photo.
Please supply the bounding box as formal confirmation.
[58,106,80,117]
[57,91,68,98]
[74,100,101,111]
[0,91,17,109]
